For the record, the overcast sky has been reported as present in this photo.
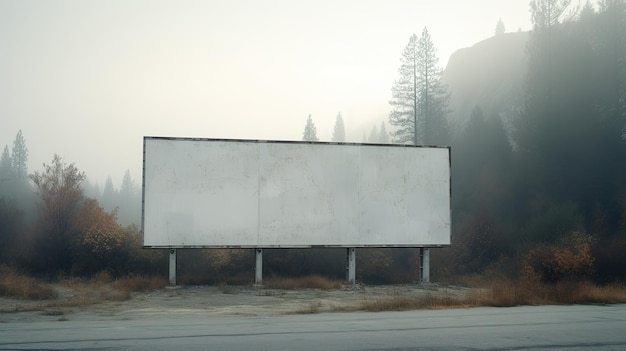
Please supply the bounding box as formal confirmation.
[1,0,544,187]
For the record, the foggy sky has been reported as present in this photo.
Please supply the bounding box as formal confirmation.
[1,0,539,187]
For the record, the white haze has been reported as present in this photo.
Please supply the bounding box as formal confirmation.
[1,0,538,186]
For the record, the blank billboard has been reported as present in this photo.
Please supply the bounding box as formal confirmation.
[142,137,450,248]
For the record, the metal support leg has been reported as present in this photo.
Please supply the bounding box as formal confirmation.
[419,247,430,283]
[169,249,177,286]
[346,248,356,285]
[255,248,263,285]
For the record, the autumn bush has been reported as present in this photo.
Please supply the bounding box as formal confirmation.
[521,231,594,283]
[69,199,127,275]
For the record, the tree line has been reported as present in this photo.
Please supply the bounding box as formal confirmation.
[0,131,161,277]
[439,0,626,283]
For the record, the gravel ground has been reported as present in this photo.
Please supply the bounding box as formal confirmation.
[0,283,473,323]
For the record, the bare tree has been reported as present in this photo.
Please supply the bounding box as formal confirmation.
[30,154,85,235]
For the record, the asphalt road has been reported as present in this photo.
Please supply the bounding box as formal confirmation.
[2,304,626,350]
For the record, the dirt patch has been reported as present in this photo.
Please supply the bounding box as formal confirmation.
[0,284,472,322]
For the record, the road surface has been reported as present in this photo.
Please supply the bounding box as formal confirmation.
[1,304,625,350]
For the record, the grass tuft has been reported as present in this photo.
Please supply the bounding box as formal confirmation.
[263,275,342,290]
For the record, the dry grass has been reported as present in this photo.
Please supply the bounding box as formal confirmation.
[315,279,626,314]
[0,268,167,311]
[468,280,626,307]
[57,273,168,307]
[294,302,322,314]
[0,265,57,300]
[355,293,468,312]
[348,280,626,313]
[263,275,342,290]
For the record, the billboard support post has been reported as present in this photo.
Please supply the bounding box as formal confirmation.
[419,248,430,283]
[255,248,263,285]
[169,249,177,286]
[346,248,356,284]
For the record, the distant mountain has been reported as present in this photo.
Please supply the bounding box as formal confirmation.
[442,31,529,132]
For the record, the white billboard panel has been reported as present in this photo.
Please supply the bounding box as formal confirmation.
[142,137,450,248]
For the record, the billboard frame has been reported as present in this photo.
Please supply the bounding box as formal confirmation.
[141,136,451,284]
[142,137,451,248]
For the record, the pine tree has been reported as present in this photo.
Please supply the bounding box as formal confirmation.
[379,121,390,144]
[101,176,118,212]
[530,0,575,30]
[331,113,346,142]
[118,169,141,226]
[302,114,319,141]
[367,125,379,143]
[0,145,12,181]
[495,18,506,35]
[11,130,28,183]
[120,170,135,203]
[389,28,450,145]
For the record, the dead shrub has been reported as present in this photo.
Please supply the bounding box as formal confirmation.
[0,265,57,300]
[358,293,466,312]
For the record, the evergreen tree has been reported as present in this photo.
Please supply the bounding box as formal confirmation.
[302,114,319,141]
[331,113,346,142]
[101,176,118,212]
[0,145,12,181]
[495,18,505,35]
[389,28,450,145]
[0,145,13,198]
[117,169,141,226]
[368,125,379,143]
[120,170,135,203]
[530,0,574,30]
[595,0,626,138]
[11,130,28,183]
[515,1,626,239]
[379,121,390,144]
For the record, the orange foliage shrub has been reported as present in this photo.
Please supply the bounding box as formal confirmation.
[69,199,126,274]
[521,231,594,283]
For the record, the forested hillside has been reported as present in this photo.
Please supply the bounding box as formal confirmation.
[437,1,626,283]
[442,31,528,131]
